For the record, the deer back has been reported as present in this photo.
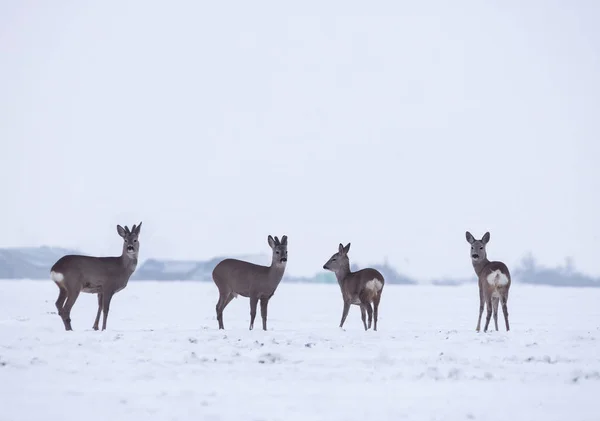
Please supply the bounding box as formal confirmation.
[51,254,136,293]
[478,261,511,293]
[341,268,384,303]
[212,258,282,296]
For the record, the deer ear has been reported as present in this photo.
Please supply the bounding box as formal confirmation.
[117,225,127,238]
[338,243,344,254]
[482,232,490,244]
[465,231,475,244]
[268,235,276,249]
[281,235,287,245]
[343,242,351,254]
[135,221,142,234]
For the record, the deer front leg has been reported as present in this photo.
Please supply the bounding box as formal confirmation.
[339,301,350,329]
[93,293,103,331]
[476,284,484,332]
[249,296,259,330]
[260,297,269,331]
[101,292,114,331]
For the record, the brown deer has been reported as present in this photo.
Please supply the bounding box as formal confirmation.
[212,235,288,330]
[50,223,142,331]
[465,231,511,332]
[323,242,384,331]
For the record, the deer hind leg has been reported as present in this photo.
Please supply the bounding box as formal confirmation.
[483,296,493,332]
[93,293,103,331]
[360,305,367,330]
[215,290,232,330]
[61,288,81,331]
[373,291,381,331]
[365,303,373,330]
[54,285,67,318]
[359,290,374,330]
[501,290,510,331]
[492,296,500,331]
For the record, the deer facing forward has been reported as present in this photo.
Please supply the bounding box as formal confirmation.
[212,235,288,330]
[465,231,511,332]
[323,243,384,331]
[50,223,142,331]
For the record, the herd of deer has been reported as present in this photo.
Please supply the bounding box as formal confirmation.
[49,222,511,333]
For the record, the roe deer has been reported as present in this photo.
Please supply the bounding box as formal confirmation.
[212,235,288,330]
[323,243,384,331]
[50,222,142,331]
[465,231,511,332]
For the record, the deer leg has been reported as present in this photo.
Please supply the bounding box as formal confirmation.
[359,290,373,330]
[339,301,351,329]
[249,296,259,330]
[93,293,103,331]
[476,286,484,332]
[61,288,81,331]
[260,297,269,331]
[365,302,373,330]
[101,292,114,331]
[492,296,499,331]
[216,292,235,329]
[55,287,67,317]
[360,305,367,330]
[216,291,231,329]
[501,293,510,331]
[373,292,381,331]
[483,296,493,332]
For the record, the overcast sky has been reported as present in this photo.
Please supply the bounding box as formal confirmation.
[1,1,598,281]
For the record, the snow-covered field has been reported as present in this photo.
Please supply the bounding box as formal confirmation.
[1,280,599,421]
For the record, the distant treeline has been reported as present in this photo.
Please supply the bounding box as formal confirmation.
[0,247,598,287]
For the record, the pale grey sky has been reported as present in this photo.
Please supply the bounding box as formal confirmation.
[1,1,599,281]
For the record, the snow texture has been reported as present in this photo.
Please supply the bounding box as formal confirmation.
[0,281,599,421]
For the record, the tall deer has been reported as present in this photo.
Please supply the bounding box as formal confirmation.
[465,231,511,332]
[323,243,384,331]
[212,235,288,330]
[50,222,142,331]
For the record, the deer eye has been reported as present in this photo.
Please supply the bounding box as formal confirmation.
[276,251,280,254]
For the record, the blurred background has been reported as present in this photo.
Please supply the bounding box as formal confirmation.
[0,1,598,284]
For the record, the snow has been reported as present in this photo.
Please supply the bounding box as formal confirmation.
[1,280,599,421]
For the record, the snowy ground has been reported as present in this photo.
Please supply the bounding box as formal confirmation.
[1,280,599,421]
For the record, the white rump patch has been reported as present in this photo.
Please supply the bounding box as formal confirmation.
[365,279,383,292]
[486,270,509,287]
[51,271,64,284]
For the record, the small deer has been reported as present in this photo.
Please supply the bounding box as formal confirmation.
[50,222,142,331]
[323,243,384,331]
[212,235,288,330]
[465,231,511,332]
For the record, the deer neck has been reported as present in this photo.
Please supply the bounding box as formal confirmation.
[333,262,352,286]
[268,257,286,281]
[120,247,139,274]
[472,258,489,277]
